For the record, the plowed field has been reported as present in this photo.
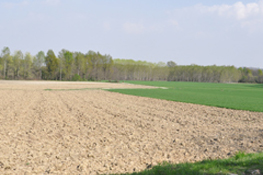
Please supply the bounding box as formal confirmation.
[0,81,262,174]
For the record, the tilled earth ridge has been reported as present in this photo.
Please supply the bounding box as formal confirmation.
[0,80,156,90]
[0,84,262,174]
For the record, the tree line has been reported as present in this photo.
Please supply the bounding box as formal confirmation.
[0,47,262,83]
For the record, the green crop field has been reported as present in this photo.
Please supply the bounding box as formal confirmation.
[108,81,263,112]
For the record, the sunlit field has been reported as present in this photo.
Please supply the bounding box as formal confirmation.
[0,81,262,175]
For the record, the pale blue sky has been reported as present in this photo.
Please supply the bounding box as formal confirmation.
[0,0,262,68]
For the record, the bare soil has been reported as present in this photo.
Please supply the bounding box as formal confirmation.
[0,80,156,90]
[0,81,262,174]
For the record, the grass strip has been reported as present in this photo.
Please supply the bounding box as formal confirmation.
[109,152,263,175]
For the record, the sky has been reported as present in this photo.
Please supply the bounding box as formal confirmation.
[0,0,263,68]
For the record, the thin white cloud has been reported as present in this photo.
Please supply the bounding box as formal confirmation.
[67,13,87,21]
[168,19,179,27]
[123,22,145,34]
[43,0,60,6]
[27,12,49,22]
[196,1,263,20]
[103,22,111,31]
[3,1,29,8]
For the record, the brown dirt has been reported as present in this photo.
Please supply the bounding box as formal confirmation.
[0,80,156,90]
[0,81,262,174]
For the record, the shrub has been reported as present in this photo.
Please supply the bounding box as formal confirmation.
[71,74,82,81]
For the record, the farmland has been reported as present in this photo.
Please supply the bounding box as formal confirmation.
[0,80,262,174]
[109,81,263,112]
